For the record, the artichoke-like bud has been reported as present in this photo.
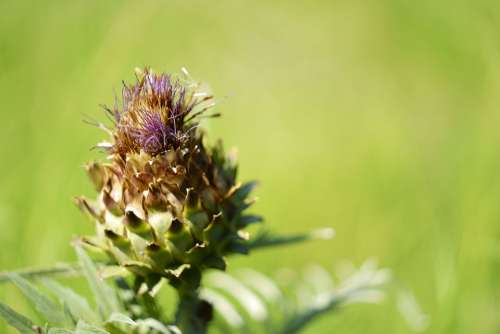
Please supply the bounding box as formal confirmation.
[77,68,260,291]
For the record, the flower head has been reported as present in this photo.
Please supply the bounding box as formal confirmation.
[77,68,259,292]
[108,68,213,155]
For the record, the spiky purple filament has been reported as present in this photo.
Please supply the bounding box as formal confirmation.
[133,112,171,155]
[107,69,213,155]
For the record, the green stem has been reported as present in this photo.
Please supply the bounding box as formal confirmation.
[175,289,213,334]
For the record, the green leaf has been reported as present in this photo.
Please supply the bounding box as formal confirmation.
[0,264,80,284]
[0,302,36,334]
[248,228,335,250]
[236,269,282,303]
[75,244,120,318]
[105,312,174,333]
[206,271,267,321]
[135,318,180,334]
[8,273,68,326]
[281,294,342,334]
[200,288,243,328]
[42,279,100,325]
[105,313,180,334]
[75,320,110,334]
[281,259,391,334]
[105,313,136,326]
[48,329,74,334]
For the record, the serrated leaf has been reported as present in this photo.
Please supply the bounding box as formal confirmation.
[42,279,100,325]
[0,302,36,334]
[75,245,120,318]
[281,298,340,334]
[396,289,429,332]
[0,264,80,284]
[206,271,267,321]
[135,318,179,334]
[105,312,136,326]
[8,273,68,326]
[200,288,243,328]
[75,320,110,334]
[236,269,282,303]
[303,265,334,295]
[48,329,74,334]
[248,228,335,250]
[281,261,390,334]
[166,325,182,334]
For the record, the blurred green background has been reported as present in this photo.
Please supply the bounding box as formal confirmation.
[1,0,500,333]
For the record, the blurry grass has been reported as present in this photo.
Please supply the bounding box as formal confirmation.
[1,0,500,333]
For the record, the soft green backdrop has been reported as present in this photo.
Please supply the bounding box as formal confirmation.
[1,0,499,333]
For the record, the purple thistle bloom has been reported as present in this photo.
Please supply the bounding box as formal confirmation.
[134,112,171,155]
[106,68,215,156]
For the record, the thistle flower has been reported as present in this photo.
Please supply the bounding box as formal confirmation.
[110,70,212,156]
[76,68,260,294]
